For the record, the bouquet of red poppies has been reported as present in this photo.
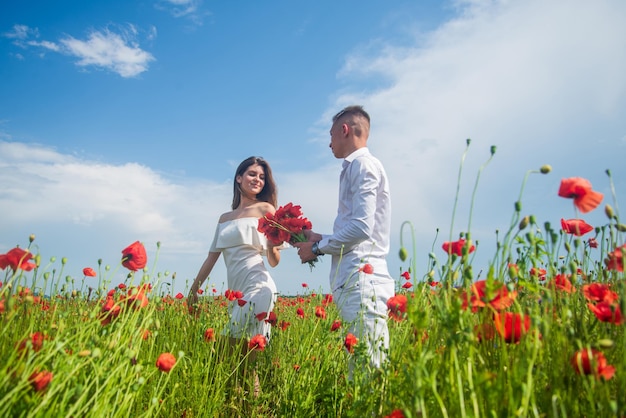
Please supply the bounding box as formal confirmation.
[258,202,318,269]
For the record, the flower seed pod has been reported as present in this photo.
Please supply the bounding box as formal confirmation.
[539,164,552,174]
[605,204,615,220]
[514,201,522,212]
[398,247,408,262]
[519,216,530,231]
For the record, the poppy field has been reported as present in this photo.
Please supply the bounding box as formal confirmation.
[1,155,625,417]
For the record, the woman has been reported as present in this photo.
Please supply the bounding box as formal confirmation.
[188,156,281,394]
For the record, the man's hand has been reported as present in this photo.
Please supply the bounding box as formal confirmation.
[293,241,317,263]
[302,230,323,242]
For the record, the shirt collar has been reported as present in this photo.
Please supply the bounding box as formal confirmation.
[343,147,369,167]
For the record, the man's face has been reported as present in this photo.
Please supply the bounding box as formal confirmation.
[329,121,345,159]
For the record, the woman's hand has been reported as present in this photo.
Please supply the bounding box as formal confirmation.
[188,288,199,317]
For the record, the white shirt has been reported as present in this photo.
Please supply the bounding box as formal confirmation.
[317,147,392,290]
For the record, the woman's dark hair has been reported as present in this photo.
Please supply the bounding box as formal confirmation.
[232,156,277,209]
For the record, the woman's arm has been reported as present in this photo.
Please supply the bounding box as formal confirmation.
[188,251,221,311]
[267,243,280,267]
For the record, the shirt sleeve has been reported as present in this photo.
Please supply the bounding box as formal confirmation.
[208,224,222,253]
[318,157,379,255]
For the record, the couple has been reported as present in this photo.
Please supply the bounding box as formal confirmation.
[188,105,394,388]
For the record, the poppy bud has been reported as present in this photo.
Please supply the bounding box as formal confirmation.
[466,138,471,146]
[605,204,614,220]
[490,145,496,156]
[564,242,571,253]
[398,247,408,262]
[29,234,36,243]
[540,165,552,174]
[597,339,614,349]
[514,201,522,212]
[62,257,67,265]
[519,216,529,231]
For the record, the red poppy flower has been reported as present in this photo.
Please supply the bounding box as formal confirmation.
[121,241,147,271]
[560,218,594,236]
[301,283,308,288]
[570,348,615,380]
[29,370,53,392]
[248,334,267,351]
[401,282,413,289]
[175,292,184,300]
[558,177,603,213]
[330,320,342,332]
[141,329,151,340]
[17,332,46,354]
[224,289,244,301]
[296,307,305,318]
[493,312,531,343]
[400,271,411,281]
[588,237,598,248]
[265,311,278,326]
[587,301,624,324]
[529,267,547,281]
[442,239,475,256]
[315,306,327,319]
[360,263,374,274]
[550,274,576,293]
[460,280,517,312]
[118,283,127,290]
[387,294,408,321]
[582,283,618,304]
[82,267,97,277]
[384,409,406,418]
[100,296,121,325]
[605,243,626,272]
[197,288,204,295]
[322,294,333,305]
[124,288,149,309]
[344,333,358,354]
[156,352,176,372]
[279,320,291,330]
[258,202,313,246]
[204,328,215,342]
[0,247,36,272]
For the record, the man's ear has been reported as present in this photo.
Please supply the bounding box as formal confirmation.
[342,123,349,135]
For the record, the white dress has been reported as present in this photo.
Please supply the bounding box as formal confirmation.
[210,217,278,339]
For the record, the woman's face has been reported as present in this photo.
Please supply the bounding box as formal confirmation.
[236,163,265,197]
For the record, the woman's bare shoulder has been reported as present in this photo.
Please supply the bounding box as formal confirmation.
[218,210,236,223]
[256,202,276,216]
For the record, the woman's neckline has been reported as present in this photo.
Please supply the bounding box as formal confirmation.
[218,216,259,224]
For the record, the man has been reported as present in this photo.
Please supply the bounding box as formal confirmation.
[294,105,394,370]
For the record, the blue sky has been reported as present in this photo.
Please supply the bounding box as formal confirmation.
[1,0,625,297]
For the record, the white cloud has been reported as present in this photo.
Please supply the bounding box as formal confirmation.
[156,0,209,26]
[3,24,155,78]
[60,30,155,78]
[26,40,61,52]
[2,24,38,40]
